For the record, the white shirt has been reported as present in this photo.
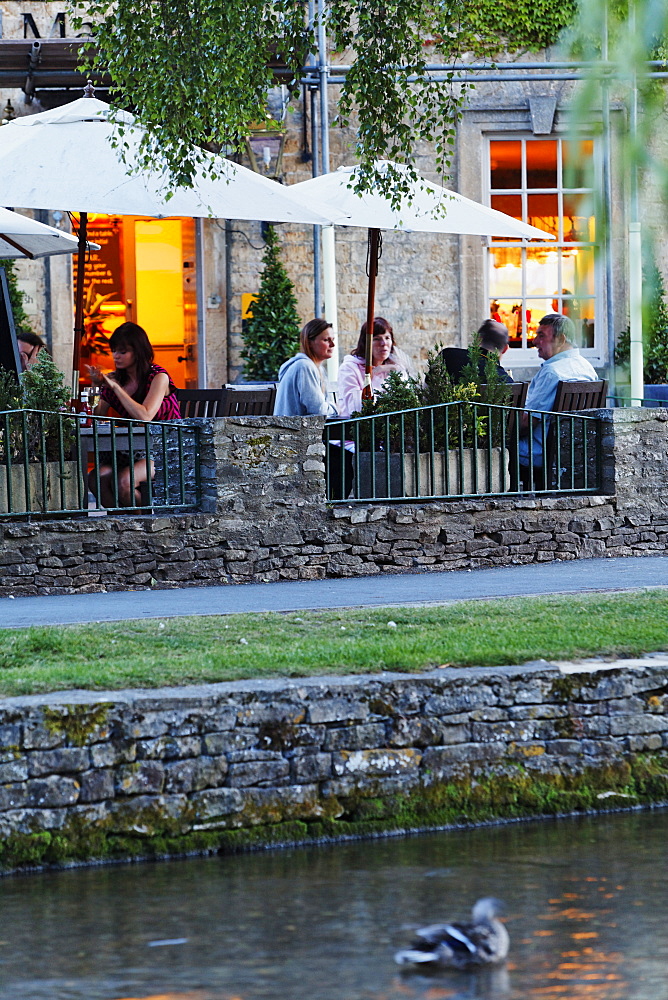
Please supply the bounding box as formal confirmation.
[520,348,598,466]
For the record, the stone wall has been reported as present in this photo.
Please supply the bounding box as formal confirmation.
[0,408,667,596]
[1,659,667,872]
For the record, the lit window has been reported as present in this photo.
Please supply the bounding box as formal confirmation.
[487,137,596,352]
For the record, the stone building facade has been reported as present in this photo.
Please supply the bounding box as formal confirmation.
[0,4,647,386]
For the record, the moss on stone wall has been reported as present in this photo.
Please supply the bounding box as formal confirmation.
[43,704,111,747]
[2,751,666,874]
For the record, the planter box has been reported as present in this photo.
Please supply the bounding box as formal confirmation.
[0,461,81,514]
[354,448,509,499]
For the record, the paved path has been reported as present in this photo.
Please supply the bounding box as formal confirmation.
[0,556,665,629]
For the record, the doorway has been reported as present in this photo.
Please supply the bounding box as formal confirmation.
[79,214,198,387]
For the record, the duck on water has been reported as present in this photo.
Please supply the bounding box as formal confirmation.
[394,898,509,970]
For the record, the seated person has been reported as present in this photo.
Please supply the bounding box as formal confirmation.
[87,322,181,507]
[273,318,338,417]
[274,318,351,499]
[519,313,598,487]
[17,331,46,371]
[439,320,514,385]
[337,316,414,418]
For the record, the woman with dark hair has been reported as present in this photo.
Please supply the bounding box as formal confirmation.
[337,316,414,418]
[88,322,180,423]
[86,322,180,506]
[273,318,338,417]
[17,331,46,371]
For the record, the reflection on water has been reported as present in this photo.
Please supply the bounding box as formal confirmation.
[0,810,666,1000]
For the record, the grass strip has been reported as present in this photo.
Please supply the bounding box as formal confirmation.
[0,590,666,698]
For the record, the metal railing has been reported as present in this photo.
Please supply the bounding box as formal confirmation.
[608,394,668,408]
[0,409,201,518]
[325,400,604,502]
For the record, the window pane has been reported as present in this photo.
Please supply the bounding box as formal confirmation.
[491,193,522,219]
[527,193,559,237]
[489,300,525,347]
[525,300,553,338]
[562,139,594,188]
[579,305,596,348]
[526,140,557,188]
[490,140,522,188]
[489,246,522,298]
[561,246,595,297]
[563,194,595,242]
[526,246,560,298]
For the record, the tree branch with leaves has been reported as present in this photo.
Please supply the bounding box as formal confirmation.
[70,0,577,203]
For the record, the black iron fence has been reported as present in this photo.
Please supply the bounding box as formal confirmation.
[324,401,604,502]
[0,409,201,518]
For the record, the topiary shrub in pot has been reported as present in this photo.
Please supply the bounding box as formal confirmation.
[0,351,80,514]
[240,224,301,382]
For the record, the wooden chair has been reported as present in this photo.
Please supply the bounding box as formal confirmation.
[552,379,608,412]
[542,379,608,490]
[219,384,276,416]
[176,388,227,418]
[478,381,528,410]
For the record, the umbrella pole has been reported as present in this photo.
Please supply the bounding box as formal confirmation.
[72,210,88,404]
[362,227,380,401]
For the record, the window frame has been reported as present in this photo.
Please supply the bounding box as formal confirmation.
[483,133,603,368]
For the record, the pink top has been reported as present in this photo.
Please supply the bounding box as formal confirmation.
[100,364,181,421]
[337,353,410,418]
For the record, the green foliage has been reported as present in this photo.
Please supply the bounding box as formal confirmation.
[72,0,310,192]
[72,0,577,205]
[348,340,512,450]
[0,259,35,339]
[615,261,668,384]
[568,0,668,220]
[462,0,578,52]
[240,225,301,381]
[0,370,21,413]
[0,353,74,464]
[21,351,72,413]
[360,369,423,417]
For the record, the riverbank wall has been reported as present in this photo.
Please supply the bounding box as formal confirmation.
[1,659,667,873]
[0,407,667,597]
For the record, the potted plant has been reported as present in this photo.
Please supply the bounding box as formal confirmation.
[347,340,514,498]
[240,224,301,382]
[0,352,80,514]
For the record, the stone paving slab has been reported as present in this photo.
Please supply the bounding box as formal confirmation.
[553,652,668,673]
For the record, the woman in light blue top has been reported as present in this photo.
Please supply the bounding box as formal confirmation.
[274,318,351,498]
[273,318,338,416]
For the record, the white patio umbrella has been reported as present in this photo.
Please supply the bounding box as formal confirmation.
[0,89,345,394]
[0,206,87,259]
[0,206,98,380]
[291,161,556,391]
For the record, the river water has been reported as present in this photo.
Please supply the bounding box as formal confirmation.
[1,809,666,1000]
